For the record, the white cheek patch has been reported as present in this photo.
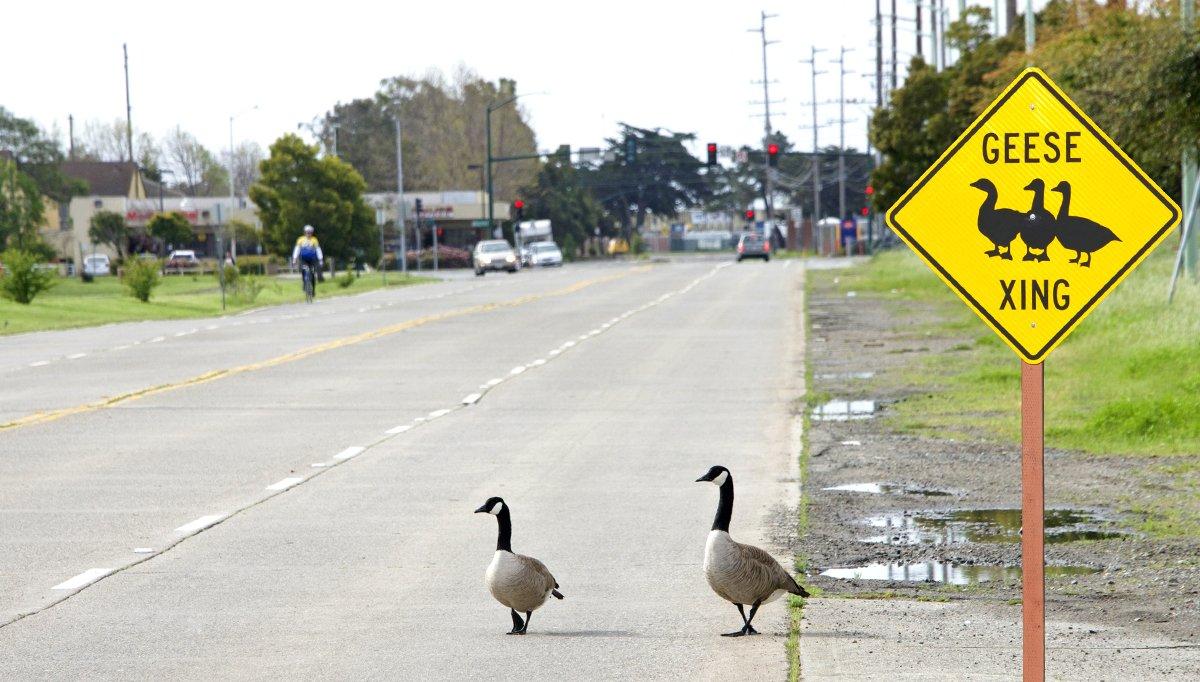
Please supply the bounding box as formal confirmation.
[489,503,503,515]
[712,471,729,487]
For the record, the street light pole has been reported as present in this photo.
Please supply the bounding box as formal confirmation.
[485,91,543,238]
[394,116,407,275]
[228,105,258,262]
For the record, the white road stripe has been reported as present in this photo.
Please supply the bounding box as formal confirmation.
[548,349,562,357]
[386,424,413,435]
[133,547,154,554]
[149,336,165,343]
[205,325,219,331]
[334,446,366,460]
[486,378,503,387]
[52,568,113,591]
[462,393,482,405]
[114,345,132,351]
[67,353,87,360]
[28,360,50,367]
[510,366,526,375]
[529,359,547,367]
[428,408,452,420]
[266,476,305,491]
[311,463,329,468]
[175,514,225,534]
[563,341,576,348]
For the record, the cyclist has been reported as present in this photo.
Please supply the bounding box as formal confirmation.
[291,225,324,293]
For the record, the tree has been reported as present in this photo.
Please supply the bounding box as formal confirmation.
[0,157,46,250]
[0,249,55,304]
[88,210,129,259]
[316,68,539,198]
[165,127,228,196]
[249,134,378,264]
[147,211,193,251]
[521,158,606,254]
[224,141,264,197]
[0,107,85,202]
[587,124,711,239]
[76,119,162,175]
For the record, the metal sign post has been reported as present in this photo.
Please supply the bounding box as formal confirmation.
[1021,360,1045,681]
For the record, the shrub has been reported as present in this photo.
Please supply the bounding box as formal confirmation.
[336,271,355,288]
[232,274,264,303]
[216,263,239,289]
[561,234,578,262]
[0,249,56,304]
[121,256,161,302]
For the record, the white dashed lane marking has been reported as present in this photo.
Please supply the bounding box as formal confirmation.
[66,353,87,360]
[386,424,413,435]
[174,514,226,534]
[266,477,305,491]
[28,361,50,367]
[333,446,366,461]
[462,393,482,405]
[52,568,113,591]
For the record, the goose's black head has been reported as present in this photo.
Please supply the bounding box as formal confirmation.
[969,178,996,193]
[1024,178,1046,192]
[695,465,731,487]
[1050,180,1070,194]
[474,497,506,515]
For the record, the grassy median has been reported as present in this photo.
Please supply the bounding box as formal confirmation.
[0,271,435,336]
[829,247,1200,458]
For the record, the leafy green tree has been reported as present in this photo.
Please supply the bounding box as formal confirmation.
[317,69,538,197]
[121,256,160,302]
[147,211,193,250]
[0,249,55,304]
[88,210,129,259]
[0,107,85,202]
[521,158,605,252]
[588,124,711,239]
[0,158,46,250]
[249,134,378,263]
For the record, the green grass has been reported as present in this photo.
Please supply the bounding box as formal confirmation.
[831,247,1200,457]
[788,282,820,682]
[0,271,435,336]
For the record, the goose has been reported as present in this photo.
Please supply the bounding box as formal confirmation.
[969,178,1023,259]
[1050,181,1120,267]
[1019,178,1056,262]
[475,497,563,635]
[696,466,809,637]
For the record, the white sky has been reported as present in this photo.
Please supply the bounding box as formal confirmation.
[2,1,1038,169]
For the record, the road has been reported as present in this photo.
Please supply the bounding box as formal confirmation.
[0,258,807,679]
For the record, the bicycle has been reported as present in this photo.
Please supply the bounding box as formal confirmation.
[300,262,317,303]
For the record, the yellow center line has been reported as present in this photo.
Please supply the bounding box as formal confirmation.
[0,267,649,434]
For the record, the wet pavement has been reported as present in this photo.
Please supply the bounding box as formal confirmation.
[819,561,1099,586]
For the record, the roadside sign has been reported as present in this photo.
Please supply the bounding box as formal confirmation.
[886,67,1180,364]
[471,219,490,228]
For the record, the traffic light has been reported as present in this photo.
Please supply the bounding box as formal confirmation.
[744,209,756,221]
[767,143,779,168]
[865,185,874,196]
[706,143,718,167]
[513,199,525,221]
[860,206,870,216]
[414,198,423,214]
[436,227,444,238]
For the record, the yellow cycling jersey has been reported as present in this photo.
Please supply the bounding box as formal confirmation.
[295,235,320,249]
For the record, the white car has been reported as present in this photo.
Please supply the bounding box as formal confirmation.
[83,254,111,276]
[527,242,564,267]
[473,240,518,276]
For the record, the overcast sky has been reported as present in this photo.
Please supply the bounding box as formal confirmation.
[2,1,1037,172]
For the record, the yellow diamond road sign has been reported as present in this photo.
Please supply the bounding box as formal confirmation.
[886,68,1180,363]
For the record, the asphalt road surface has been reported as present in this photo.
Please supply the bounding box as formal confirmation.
[0,258,806,679]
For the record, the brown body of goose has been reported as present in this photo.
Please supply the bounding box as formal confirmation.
[475,497,563,635]
[697,466,809,637]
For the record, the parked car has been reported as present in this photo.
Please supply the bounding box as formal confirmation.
[473,240,518,276]
[82,254,112,276]
[527,241,564,267]
[163,250,200,274]
[736,233,770,262]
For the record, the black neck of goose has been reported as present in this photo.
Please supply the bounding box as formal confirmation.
[712,478,734,532]
[495,507,513,552]
[1030,187,1045,212]
[1056,188,1071,219]
[979,186,997,210]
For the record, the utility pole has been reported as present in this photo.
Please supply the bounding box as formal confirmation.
[915,1,924,59]
[940,0,949,70]
[750,11,779,244]
[1183,0,1198,278]
[837,47,854,221]
[890,0,898,91]
[394,116,407,275]
[68,115,75,160]
[802,47,827,231]
[875,0,884,110]
[1025,0,1036,54]
[123,44,133,163]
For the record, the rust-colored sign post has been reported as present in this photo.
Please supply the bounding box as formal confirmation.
[1021,361,1045,681]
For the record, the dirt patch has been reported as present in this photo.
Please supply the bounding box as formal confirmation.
[802,263,1200,644]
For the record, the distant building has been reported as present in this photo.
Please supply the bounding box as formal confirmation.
[366,191,511,250]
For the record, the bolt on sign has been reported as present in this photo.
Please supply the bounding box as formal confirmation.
[886,68,1180,363]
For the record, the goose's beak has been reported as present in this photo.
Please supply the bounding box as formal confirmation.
[473,503,489,514]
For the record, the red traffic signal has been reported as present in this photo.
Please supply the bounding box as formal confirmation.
[865,185,874,196]
[860,207,870,216]
[513,199,525,209]
[767,143,779,168]
[706,143,718,166]
[744,209,756,221]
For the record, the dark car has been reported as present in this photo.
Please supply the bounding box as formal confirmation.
[736,233,770,262]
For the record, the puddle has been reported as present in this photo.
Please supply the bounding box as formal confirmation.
[812,400,876,421]
[862,508,1129,546]
[816,372,875,381]
[820,561,1099,585]
[823,482,952,497]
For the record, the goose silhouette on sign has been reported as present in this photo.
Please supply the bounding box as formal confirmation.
[1019,179,1056,262]
[1050,181,1120,267]
[969,178,1023,260]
